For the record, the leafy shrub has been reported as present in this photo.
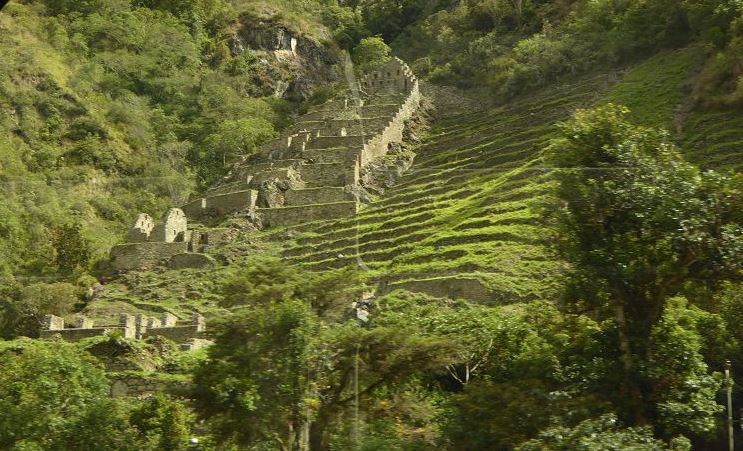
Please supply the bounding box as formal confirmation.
[352,36,392,73]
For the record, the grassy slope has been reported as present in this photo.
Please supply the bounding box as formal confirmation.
[0,7,136,274]
[89,45,742,321]
[276,74,613,303]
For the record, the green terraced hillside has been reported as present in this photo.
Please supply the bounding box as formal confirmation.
[276,74,617,303]
[683,109,743,172]
[88,47,743,317]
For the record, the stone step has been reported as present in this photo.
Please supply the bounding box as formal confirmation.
[285,187,350,206]
[302,147,360,164]
[292,117,392,137]
[298,162,355,187]
[305,135,366,151]
[301,104,401,121]
[258,201,358,227]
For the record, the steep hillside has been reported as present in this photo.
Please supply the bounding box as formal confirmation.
[280,74,614,303]
[0,0,346,281]
[87,44,743,320]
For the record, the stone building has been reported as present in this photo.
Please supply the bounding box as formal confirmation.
[40,312,207,350]
[107,56,421,271]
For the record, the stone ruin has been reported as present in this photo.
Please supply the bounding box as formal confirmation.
[187,57,421,228]
[109,207,216,272]
[40,312,208,350]
[108,57,420,271]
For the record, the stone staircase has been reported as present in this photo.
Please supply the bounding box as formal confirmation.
[181,57,421,228]
[108,57,421,271]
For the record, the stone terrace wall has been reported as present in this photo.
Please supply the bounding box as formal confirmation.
[182,189,258,219]
[285,187,348,206]
[381,277,494,304]
[110,242,188,271]
[110,373,189,398]
[258,201,358,227]
[358,63,421,167]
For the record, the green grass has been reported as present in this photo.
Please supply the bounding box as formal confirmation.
[268,73,615,303]
[91,45,743,311]
[681,110,743,172]
[603,46,705,129]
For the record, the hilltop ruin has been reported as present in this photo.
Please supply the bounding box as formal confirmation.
[108,57,420,273]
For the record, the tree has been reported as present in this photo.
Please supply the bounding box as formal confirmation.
[516,414,689,451]
[0,340,195,449]
[352,36,392,73]
[0,340,139,450]
[196,117,274,186]
[545,104,743,428]
[52,222,92,275]
[193,263,458,450]
[129,394,194,450]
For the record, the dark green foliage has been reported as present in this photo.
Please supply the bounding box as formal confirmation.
[0,281,81,338]
[0,340,135,449]
[221,258,366,318]
[195,263,458,450]
[129,394,194,450]
[516,414,687,451]
[53,222,92,275]
[0,0,301,279]
[381,0,743,100]
[352,36,392,73]
[0,340,196,450]
[545,104,743,431]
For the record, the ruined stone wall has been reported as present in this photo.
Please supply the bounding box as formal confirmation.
[207,189,258,215]
[40,327,111,341]
[258,201,358,227]
[359,78,420,167]
[181,197,207,218]
[299,162,354,187]
[110,374,188,398]
[182,190,258,219]
[110,242,188,271]
[40,314,137,341]
[285,187,348,206]
[381,277,494,304]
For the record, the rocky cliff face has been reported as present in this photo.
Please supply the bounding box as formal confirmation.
[230,14,342,101]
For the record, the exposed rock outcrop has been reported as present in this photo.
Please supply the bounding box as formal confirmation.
[230,14,342,101]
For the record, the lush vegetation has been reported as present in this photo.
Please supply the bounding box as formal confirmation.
[0,339,195,450]
[1,0,743,450]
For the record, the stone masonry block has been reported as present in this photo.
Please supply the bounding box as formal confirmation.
[73,315,93,329]
[161,312,178,327]
[44,314,64,331]
[126,213,154,242]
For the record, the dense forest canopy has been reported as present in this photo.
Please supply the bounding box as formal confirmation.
[0,0,743,449]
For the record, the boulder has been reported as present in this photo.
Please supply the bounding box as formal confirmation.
[168,253,216,270]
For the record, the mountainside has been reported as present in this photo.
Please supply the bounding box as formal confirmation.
[0,0,345,281]
[3,1,743,450]
[90,45,740,317]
